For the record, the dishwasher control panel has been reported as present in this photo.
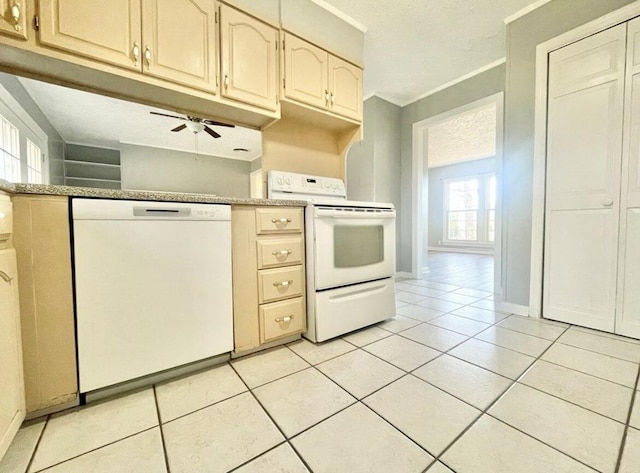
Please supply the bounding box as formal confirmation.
[72,199,231,221]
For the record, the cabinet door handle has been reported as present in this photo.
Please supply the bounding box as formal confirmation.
[330,92,335,107]
[325,89,329,106]
[275,315,295,323]
[132,42,140,66]
[224,74,229,91]
[11,2,21,31]
[0,270,13,284]
[272,249,292,256]
[271,218,291,224]
[273,279,293,288]
[144,46,152,69]
[602,198,614,207]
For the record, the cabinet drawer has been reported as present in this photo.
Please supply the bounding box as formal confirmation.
[255,208,303,234]
[258,266,304,303]
[259,297,305,343]
[257,237,304,269]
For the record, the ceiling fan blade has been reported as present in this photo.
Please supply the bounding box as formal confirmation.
[171,124,187,132]
[204,125,221,139]
[150,111,187,121]
[203,119,235,128]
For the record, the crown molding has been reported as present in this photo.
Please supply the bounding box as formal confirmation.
[503,0,553,24]
[400,58,506,107]
[309,0,367,32]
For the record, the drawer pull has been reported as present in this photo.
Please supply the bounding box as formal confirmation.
[271,218,292,224]
[273,279,293,288]
[275,315,295,323]
[272,249,292,257]
[0,270,13,284]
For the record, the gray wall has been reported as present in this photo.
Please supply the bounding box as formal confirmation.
[120,144,251,197]
[347,96,402,267]
[502,0,635,306]
[428,157,496,248]
[280,0,364,66]
[0,72,65,184]
[399,64,506,273]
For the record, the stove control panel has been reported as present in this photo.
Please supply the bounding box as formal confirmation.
[268,171,346,197]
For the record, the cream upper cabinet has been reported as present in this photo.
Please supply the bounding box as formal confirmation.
[0,0,28,40]
[283,33,328,110]
[38,0,142,70]
[328,54,362,121]
[220,4,278,111]
[141,0,217,92]
[282,33,362,121]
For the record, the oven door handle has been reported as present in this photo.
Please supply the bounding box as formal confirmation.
[315,209,396,219]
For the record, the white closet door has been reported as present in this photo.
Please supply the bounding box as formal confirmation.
[617,18,640,338]
[543,24,626,331]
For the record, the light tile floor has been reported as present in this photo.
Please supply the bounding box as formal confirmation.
[2,254,640,473]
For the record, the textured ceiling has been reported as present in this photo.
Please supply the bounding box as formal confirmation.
[18,77,262,161]
[322,0,539,105]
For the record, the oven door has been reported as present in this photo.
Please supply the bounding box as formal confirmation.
[314,206,396,290]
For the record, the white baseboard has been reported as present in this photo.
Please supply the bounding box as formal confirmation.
[497,302,529,317]
[428,246,494,255]
[395,271,413,280]
[421,266,430,275]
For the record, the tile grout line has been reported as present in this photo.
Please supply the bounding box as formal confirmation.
[152,385,171,473]
[613,363,640,473]
[423,322,579,473]
[553,341,640,364]
[23,415,49,473]
[227,361,315,473]
[514,376,633,425]
[283,344,440,467]
[226,440,289,472]
[478,327,622,472]
[28,426,158,473]
[533,358,637,390]
[159,384,248,426]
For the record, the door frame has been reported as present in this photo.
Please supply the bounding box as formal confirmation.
[529,0,640,319]
[411,92,504,298]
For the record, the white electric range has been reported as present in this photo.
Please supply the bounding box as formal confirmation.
[268,170,396,342]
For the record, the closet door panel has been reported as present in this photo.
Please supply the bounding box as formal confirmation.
[616,18,640,338]
[543,24,626,331]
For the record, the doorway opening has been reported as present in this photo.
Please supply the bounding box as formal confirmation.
[411,92,504,297]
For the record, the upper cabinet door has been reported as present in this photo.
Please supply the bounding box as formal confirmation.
[141,0,217,93]
[38,0,142,71]
[328,55,362,121]
[220,5,278,111]
[0,0,28,40]
[283,33,328,110]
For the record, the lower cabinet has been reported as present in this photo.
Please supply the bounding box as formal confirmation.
[0,247,25,460]
[232,205,306,353]
[12,195,78,414]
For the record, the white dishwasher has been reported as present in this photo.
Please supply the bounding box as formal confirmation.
[72,198,233,393]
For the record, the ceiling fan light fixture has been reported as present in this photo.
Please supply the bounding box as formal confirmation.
[185,121,205,134]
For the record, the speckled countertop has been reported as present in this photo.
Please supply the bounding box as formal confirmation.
[0,181,307,207]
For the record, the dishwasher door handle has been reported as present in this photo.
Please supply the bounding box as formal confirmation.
[132,207,192,217]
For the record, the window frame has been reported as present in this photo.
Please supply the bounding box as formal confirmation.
[0,83,49,184]
[443,172,496,246]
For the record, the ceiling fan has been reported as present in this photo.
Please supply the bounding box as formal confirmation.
[150,111,235,139]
